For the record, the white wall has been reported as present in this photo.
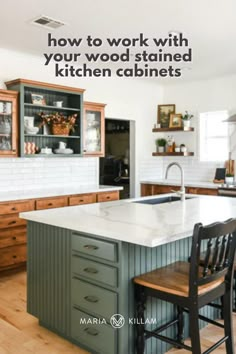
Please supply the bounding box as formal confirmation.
[158,75,236,180]
[0,47,163,195]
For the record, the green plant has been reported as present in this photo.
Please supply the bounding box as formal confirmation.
[182,111,193,121]
[156,138,167,147]
[226,173,234,177]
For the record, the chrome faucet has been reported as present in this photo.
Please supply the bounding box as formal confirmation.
[165,162,185,201]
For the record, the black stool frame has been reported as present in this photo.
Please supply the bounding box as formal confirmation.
[135,218,236,354]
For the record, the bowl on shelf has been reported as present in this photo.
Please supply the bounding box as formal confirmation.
[25,126,39,135]
[54,148,73,154]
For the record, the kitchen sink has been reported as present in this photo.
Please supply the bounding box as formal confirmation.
[133,196,194,205]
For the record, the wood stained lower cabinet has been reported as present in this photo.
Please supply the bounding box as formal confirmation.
[141,183,218,197]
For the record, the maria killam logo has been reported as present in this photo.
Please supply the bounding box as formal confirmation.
[110,314,125,328]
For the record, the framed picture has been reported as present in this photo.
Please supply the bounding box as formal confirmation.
[31,93,46,105]
[158,104,175,128]
[169,113,182,128]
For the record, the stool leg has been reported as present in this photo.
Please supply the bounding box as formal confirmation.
[234,276,236,312]
[177,306,184,345]
[189,305,201,354]
[135,285,146,354]
[223,289,234,354]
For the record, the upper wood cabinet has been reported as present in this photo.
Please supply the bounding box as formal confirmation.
[83,101,106,157]
[0,89,18,157]
[5,79,85,157]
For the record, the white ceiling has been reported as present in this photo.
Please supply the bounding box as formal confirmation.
[1,0,236,83]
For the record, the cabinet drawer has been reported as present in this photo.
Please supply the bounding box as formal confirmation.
[72,256,117,287]
[0,227,26,248]
[72,278,117,320]
[0,199,34,215]
[187,187,198,194]
[97,191,119,203]
[69,194,96,206]
[71,308,116,354]
[36,196,68,210]
[0,214,26,229]
[0,244,26,268]
[198,188,218,196]
[72,234,117,262]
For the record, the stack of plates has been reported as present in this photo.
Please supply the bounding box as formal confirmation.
[54,148,74,154]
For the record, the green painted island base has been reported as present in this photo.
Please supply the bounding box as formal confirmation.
[27,222,218,354]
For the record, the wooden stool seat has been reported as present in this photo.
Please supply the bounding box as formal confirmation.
[134,261,224,297]
[134,219,236,354]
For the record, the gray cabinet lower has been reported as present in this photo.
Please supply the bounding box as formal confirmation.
[27,221,215,354]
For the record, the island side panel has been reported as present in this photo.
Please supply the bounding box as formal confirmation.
[27,221,71,338]
[121,239,192,354]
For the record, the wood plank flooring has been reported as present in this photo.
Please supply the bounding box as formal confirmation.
[0,271,235,354]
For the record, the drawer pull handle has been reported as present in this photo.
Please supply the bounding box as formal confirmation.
[11,207,17,211]
[79,200,84,202]
[84,245,99,251]
[84,327,99,336]
[48,203,53,206]
[12,236,17,240]
[12,255,17,259]
[106,196,110,199]
[9,221,16,225]
[83,267,98,274]
[84,295,99,303]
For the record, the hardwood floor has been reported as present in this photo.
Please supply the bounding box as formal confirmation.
[0,271,235,354]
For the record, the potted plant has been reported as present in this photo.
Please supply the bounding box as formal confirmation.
[156,138,167,153]
[39,112,77,136]
[225,173,234,185]
[181,111,193,128]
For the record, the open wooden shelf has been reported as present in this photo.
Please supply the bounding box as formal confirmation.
[152,152,194,156]
[152,127,194,132]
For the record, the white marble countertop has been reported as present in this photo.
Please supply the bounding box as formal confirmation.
[140,179,219,189]
[0,185,123,202]
[20,193,236,248]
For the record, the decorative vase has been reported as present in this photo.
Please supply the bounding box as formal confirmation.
[225,176,234,185]
[158,146,165,153]
[183,120,191,129]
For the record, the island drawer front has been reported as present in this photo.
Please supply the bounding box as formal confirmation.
[72,256,117,287]
[0,244,26,268]
[72,278,117,320]
[71,308,116,354]
[0,214,26,229]
[69,194,96,206]
[97,191,119,203]
[72,234,117,262]
[0,199,35,215]
[0,227,26,248]
[35,196,68,210]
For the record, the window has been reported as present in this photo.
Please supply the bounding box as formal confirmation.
[199,111,229,161]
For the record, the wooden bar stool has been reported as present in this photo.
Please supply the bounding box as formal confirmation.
[199,254,236,313]
[134,218,236,354]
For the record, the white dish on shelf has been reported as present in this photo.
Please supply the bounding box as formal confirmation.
[54,148,74,154]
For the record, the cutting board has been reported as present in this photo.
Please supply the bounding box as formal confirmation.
[225,159,235,175]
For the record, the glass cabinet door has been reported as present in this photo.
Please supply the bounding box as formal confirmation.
[83,102,105,156]
[0,90,18,157]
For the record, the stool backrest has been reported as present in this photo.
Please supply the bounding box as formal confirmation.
[189,218,236,297]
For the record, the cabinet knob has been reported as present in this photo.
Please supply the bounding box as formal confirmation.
[11,207,17,211]
[12,255,17,259]
[106,196,110,199]
[48,203,53,206]
[84,295,99,303]
[79,200,84,202]
[12,236,17,240]
[84,244,99,251]
[84,327,99,336]
[83,267,98,274]
[9,220,16,225]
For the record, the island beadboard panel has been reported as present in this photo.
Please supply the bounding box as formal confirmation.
[26,222,217,354]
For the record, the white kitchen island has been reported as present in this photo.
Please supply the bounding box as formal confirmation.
[21,194,236,354]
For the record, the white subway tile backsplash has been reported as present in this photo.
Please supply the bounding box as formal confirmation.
[0,157,98,192]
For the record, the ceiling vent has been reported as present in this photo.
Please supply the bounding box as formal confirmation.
[31,16,65,30]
